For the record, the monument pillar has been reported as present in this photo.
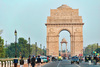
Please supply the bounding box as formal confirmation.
[47,35,59,56]
[70,35,75,56]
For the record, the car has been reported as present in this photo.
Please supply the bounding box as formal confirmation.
[71,56,79,64]
[41,56,48,63]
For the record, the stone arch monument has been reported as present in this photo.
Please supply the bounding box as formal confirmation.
[45,4,84,56]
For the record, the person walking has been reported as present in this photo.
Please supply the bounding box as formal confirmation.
[31,55,36,67]
[20,56,24,67]
[94,55,98,65]
[85,56,88,62]
[88,55,91,64]
[28,56,31,67]
[47,56,49,62]
[95,55,98,64]
[13,56,18,67]
[52,57,55,61]
[37,55,41,67]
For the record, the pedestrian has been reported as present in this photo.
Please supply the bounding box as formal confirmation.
[37,55,41,67]
[20,56,24,67]
[94,55,98,65]
[27,56,31,67]
[85,56,88,62]
[31,55,36,67]
[96,55,98,64]
[47,56,49,62]
[88,55,91,64]
[13,56,18,67]
[52,57,55,61]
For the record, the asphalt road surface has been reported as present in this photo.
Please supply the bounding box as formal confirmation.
[42,60,100,67]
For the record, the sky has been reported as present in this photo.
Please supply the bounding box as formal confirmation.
[0,0,100,51]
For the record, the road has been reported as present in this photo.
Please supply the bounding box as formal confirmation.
[42,60,100,67]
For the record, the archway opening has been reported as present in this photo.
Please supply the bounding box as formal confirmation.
[59,30,71,57]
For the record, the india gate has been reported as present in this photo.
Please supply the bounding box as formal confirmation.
[45,4,84,57]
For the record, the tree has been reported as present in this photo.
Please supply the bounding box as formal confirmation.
[84,43,100,56]
[5,37,31,58]
[5,43,19,58]
[0,36,5,58]
[18,38,29,57]
[5,37,45,58]
[31,44,44,56]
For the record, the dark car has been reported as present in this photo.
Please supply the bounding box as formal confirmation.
[71,56,79,64]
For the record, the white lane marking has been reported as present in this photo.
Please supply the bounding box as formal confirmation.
[57,61,61,67]
[75,64,81,67]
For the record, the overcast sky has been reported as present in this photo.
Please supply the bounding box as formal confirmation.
[0,0,100,51]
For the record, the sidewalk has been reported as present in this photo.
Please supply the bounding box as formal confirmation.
[14,63,47,67]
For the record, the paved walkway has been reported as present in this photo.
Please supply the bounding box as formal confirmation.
[16,64,31,67]
[14,63,46,67]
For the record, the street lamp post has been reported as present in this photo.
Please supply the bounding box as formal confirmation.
[92,45,93,55]
[43,46,45,56]
[28,37,30,56]
[14,30,17,56]
[40,44,42,55]
[97,43,98,53]
[35,42,37,56]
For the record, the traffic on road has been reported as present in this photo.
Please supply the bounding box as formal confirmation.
[42,55,100,67]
